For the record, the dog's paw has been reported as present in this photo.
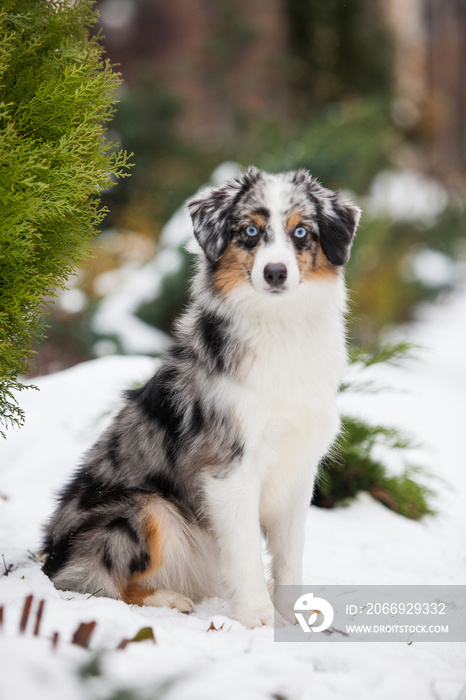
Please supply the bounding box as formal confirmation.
[235,604,287,629]
[236,605,274,628]
[145,590,194,614]
[274,606,299,626]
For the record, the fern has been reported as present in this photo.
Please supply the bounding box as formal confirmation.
[314,343,435,519]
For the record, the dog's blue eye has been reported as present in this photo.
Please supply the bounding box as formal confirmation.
[246,226,258,237]
[295,227,307,238]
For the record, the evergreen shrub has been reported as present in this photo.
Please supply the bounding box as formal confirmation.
[0,0,132,436]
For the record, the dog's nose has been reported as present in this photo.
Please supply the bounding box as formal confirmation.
[264,263,287,288]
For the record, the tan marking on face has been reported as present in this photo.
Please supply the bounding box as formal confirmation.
[300,245,340,281]
[212,241,255,296]
[286,211,304,231]
[286,212,338,280]
[249,212,267,229]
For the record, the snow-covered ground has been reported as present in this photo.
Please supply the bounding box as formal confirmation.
[1,289,466,699]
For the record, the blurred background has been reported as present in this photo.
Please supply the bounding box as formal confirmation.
[30,0,466,377]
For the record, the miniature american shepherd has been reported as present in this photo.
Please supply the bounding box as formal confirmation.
[42,166,361,628]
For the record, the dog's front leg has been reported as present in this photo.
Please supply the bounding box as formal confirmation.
[267,492,309,586]
[264,472,316,622]
[203,465,274,628]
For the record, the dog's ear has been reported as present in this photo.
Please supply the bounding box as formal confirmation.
[187,166,262,262]
[294,169,361,266]
[318,191,361,266]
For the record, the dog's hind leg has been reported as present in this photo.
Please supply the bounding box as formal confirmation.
[117,495,219,611]
[118,498,196,613]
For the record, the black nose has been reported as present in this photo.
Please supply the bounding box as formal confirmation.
[264,263,287,288]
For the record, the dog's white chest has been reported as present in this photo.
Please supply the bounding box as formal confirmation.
[236,295,345,473]
[245,296,344,411]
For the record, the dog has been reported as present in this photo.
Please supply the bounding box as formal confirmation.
[42,166,361,628]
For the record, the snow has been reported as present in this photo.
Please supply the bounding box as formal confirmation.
[402,248,462,289]
[91,257,173,355]
[1,290,466,699]
[58,288,88,315]
[366,169,449,223]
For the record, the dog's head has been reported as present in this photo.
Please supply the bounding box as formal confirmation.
[188,166,361,296]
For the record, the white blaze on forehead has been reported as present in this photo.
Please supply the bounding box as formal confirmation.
[263,174,292,245]
[250,174,301,293]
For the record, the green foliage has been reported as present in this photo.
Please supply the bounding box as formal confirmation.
[314,343,435,519]
[78,653,103,679]
[0,0,132,436]
[256,99,398,194]
[314,416,434,519]
[103,68,181,225]
[348,341,416,368]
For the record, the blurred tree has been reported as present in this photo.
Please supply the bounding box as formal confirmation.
[285,0,392,114]
[387,0,466,186]
[97,0,288,145]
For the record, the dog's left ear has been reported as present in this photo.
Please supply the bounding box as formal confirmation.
[317,190,362,266]
[187,166,262,262]
[294,169,361,266]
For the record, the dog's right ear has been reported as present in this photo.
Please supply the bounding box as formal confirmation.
[187,166,262,262]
